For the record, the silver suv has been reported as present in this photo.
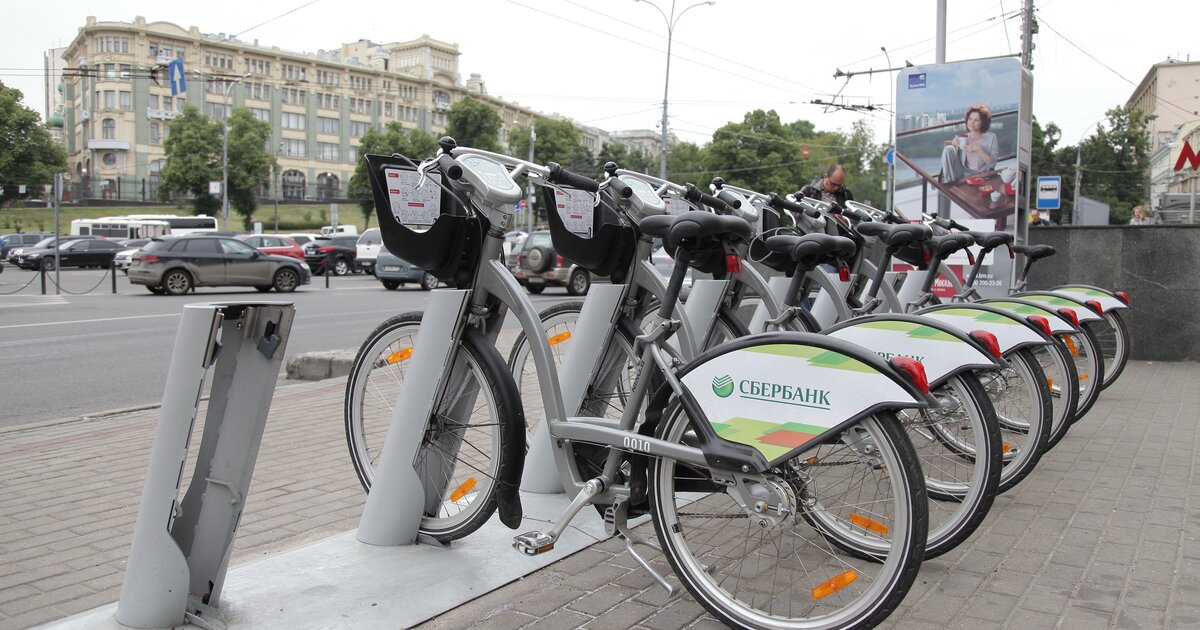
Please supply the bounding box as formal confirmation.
[511,230,595,295]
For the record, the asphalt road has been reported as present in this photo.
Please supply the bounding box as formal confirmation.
[0,266,575,427]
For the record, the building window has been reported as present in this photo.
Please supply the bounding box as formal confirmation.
[317,116,339,134]
[280,112,305,130]
[281,64,307,82]
[315,142,339,161]
[104,64,116,79]
[203,102,227,120]
[250,108,270,123]
[103,152,117,166]
[119,91,131,110]
[282,169,306,199]
[384,102,393,117]
[149,94,159,110]
[150,123,160,144]
[281,88,307,106]
[347,146,357,164]
[102,118,116,139]
[281,139,306,157]
[317,70,340,86]
[350,121,370,138]
[103,90,115,109]
[316,173,339,199]
[318,93,339,110]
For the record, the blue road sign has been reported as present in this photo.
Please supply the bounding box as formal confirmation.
[168,59,186,96]
[1036,176,1061,210]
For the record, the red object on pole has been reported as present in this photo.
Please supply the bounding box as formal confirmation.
[802,146,810,159]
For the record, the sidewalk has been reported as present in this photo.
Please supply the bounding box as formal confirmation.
[2,360,1198,629]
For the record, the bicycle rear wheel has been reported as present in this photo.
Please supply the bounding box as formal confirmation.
[978,348,1052,494]
[1060,328,1104,420]
[1030,342,1080,449]
[649,407,927,629]
[1086,310,1128,390]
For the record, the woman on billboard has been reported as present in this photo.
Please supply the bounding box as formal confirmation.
[940,104,1000,183]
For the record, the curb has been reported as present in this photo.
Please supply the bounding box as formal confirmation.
[285,348,358,381]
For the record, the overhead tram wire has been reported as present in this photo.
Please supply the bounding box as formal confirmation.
[835,7,1021,70]
[233,0,322,38]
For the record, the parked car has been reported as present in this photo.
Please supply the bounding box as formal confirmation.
[16,238,124,270]
[287,233,322,247]
[237,234,305,261]
[303,235,359,275]
[354,228,383,273]
[113,238,153,273]
[373,248,439,291]
[129,235,311,295]
[2,232,55,260]
[511,229,596,295]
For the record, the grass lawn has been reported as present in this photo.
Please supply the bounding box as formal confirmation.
[0,202,376,235]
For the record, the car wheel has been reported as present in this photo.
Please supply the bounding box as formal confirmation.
[273,268,300,293]
[567,269,591,296]
[41,258,55,271]
[381,279,400,291]
[420,273,439,291]
[147,286,166,295]
[333,258,350,276]
[163,269,192,296]
[525,246,552,272]
[526,285,545,294]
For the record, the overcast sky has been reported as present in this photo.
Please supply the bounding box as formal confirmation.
[3,0,1195,152]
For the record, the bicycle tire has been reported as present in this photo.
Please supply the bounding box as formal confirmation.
[980,347,1052,494]
[650,407,927,629]
[345,315,523,541]
[1061,326,1105,420]
[1030,342,1080,450]
[507,300,587,439]
[1086,310,1129,390]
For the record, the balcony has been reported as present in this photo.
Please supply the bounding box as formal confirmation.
[87,139,131,151]
[146,108,180,121]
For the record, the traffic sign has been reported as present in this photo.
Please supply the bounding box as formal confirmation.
[1036,176,1061,210]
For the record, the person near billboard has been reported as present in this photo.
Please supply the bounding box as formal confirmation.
[1129,205,1153,225]
[940,104,1000,183]
[797,164,855,209]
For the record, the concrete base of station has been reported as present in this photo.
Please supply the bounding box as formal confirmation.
[44,492,606,629]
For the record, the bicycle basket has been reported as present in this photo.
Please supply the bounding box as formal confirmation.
[364,153,487,287]
[539,184,637,282]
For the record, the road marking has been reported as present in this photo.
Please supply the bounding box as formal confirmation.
[0,295,68,308]
[0,312,180,330]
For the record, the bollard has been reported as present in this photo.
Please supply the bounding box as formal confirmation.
[325,251,332,288]
[111,261,118,294]
[40,264,46,294]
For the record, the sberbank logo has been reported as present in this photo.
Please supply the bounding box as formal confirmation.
[712,375,734,398]
[738,379,831,410]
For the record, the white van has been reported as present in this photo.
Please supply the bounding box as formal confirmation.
[355,228,383,273]
[319,225,358,236]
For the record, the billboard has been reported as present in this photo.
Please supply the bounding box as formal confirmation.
[893,57,1033,298]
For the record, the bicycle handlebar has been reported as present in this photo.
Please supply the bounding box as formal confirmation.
[547,162,601,194]
[685,183,733,212]
[768,193,820,218]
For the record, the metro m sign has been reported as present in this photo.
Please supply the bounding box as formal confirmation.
[1175,140,1200,171]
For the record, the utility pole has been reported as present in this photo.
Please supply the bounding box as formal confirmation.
[1020,0,1036,70]
[936,0,947,63]
[526,125,536,232]
[882,47,895,214]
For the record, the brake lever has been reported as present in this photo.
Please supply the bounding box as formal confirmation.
[414,157,438,190]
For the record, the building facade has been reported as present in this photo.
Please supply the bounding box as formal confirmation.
[1126,58,1200,220]
[54,16,547,202]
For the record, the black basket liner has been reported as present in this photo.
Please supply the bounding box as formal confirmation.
[539,184,637,282]
[364,153,487,287]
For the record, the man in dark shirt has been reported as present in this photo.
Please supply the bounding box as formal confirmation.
[798,164,854,209]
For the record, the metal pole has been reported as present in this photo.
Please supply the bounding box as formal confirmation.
[659,6,674,181]
[1073,144,1082,225]
[527,125,536,232]
[882,47,894,213]
[936,0,947,63]
[1020,0,1035,69]
[53,173,61,295]
[1191,172,1197,224]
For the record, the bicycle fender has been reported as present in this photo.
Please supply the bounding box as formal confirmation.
[1012,291,1104,322]
[677,332,930,469]
[462,326,526,530]
[1051,285,1130,313]
[823,314,1002,389]
[917,303,1051,355]
[980,299,1082,334]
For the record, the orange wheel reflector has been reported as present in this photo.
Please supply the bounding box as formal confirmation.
[1078,373,1089,381]
[848,514,889,535]
[449,477,477,503]
[807,457,819,464]
[1063,335,1080,357]
[1047,378,1054,390]
[812,570,858,599]
[548,331,573,346]
[386,347,414,365]
[1002,443,1013,454]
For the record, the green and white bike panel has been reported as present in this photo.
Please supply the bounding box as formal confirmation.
[823,314,1002,389]
[916,304,1052,355]
[980,300,1081,335]
[1012,292,1104,323]
[1049,285,1130,314]
[680,333,929,468]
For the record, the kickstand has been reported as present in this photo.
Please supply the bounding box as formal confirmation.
[604,501,679,598]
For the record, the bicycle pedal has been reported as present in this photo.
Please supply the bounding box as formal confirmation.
[513,531,556,556]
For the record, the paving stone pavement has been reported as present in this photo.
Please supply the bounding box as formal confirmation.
[1,360,1197,629]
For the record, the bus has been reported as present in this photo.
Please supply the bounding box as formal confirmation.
[70,217,171,239]
[124,214,219,236]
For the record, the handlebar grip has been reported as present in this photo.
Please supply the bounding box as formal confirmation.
[883,212,907,225]
[768,193,819,218]
[950,219,970,231]
[608,178,633,199]
[843,207,874,223]
[684,183,731,212]
[437,154,462,180]
[715,189,743,210]
[546,162,599,193]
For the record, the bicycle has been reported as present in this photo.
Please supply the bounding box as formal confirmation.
[350,138,936,628]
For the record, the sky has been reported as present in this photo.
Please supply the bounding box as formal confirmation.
[3,0,1195,153]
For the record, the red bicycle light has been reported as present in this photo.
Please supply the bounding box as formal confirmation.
[838,264,850,282]
[1057,308,1080,327]
[966,249,976,265]
[1027,315,1053,337]
[725,253,743,273]
[922,248,932,264]
[969,330,1003,359]
[1115,291,1130,305]
[889,356,929,394]
[1085,299,1103,314]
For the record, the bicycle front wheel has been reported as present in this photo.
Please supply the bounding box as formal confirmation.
[1085,309,1128,390]
[979,347,1052,493]
[649,408,927,629]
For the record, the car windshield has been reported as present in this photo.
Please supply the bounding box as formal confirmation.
[33,237,56,248]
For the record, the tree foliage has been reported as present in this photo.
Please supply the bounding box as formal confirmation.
[159,105,222,215]
[225,108,275,229]
[347,122,439,226]
[508,118,594,173]
[594,142,655,175]
[0,81,66,206]
[446,97,502,152]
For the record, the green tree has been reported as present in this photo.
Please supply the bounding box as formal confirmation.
[347,122,439,226]
[0,81,66,206]
[159,105,222,215]
[1077,105,1153,224]
[225,108,275,230]
[508,118,593,222]
[445,97,502,152]
[705,110,807,194]
[666,142,708,181]
[594,142,655,174]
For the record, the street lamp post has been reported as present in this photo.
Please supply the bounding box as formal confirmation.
[274,142,283,233]
[882,46,895,214]
[221,74,252,231]
[635,0,714,180]
[1072,122,1100,225]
